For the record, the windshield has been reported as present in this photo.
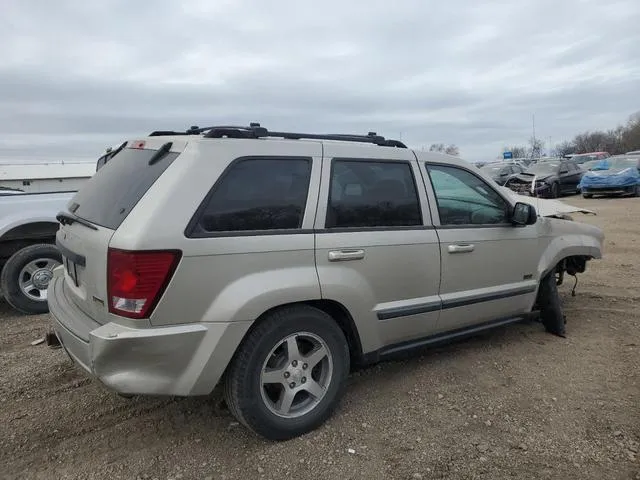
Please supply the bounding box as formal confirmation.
[589,157,638,171]
[480,165,504,175]
[69,146,179,230]
[572,154,605,164]
[582,160,599,170]
[525,162,559,175]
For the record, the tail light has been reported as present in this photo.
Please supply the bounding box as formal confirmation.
[107,248,181,319]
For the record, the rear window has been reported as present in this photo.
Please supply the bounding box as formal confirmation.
[69,147,178,230]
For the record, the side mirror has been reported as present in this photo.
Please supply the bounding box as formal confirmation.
[511,202,537,226]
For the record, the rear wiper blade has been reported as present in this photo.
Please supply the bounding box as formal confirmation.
[56,211,98,231]
[148,142,173,165]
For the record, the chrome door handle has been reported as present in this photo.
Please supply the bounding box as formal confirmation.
[448,244,475,254]
[328,249,365,262]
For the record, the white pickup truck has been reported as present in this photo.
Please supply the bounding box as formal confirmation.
[0,145,121,314]
[0,191,76,314]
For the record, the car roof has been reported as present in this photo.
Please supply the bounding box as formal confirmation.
[128,123,477,167]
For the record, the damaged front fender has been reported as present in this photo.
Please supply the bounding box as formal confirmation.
[499,186,595,218]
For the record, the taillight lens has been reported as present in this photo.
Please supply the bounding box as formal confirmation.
[107,248,181,319]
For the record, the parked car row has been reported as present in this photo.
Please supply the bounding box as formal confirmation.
[489,153,640,199]
[504,158,583,198]
[479,162,526,185]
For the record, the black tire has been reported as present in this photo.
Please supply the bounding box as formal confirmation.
[582,193,593,199]
[537,272,566,337]
[223,305,350,441]
[0,243,62,315]
[550,182,560,199]
[633,185,640,197]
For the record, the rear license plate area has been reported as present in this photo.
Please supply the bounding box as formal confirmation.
[64,257,80,287]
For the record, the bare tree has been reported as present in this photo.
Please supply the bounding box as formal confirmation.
[554,140,576,157]
[528,137,544,158]
[622,112,640,152]
[429,143,460,156]
[504,146,527,158]
[506,111,640,160]
[445,144,460,156]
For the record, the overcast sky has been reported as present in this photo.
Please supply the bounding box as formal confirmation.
[1,0,639,163]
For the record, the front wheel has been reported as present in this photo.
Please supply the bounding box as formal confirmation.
[550,182,560,199]
[0,244,62,315]
[537,271,565,337]
[582,193,593,199]
[223,305,350,441]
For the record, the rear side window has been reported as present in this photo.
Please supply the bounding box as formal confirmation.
[326,160,422,228]
[70,147,178,230]
[189,157,312,235]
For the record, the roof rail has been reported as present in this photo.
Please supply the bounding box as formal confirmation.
[149,123,407,148]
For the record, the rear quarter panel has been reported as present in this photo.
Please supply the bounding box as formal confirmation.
[109,139,324,327]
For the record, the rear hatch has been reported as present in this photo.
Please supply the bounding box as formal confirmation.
[55,138,186,325]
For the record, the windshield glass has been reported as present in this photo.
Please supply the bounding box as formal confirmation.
[572,154,605,163]
[480,165,504,175]
[582,160,599,170]
[590,157,638,170]
[525,162,559,175]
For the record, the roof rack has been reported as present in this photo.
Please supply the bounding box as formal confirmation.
[148,123,407,148]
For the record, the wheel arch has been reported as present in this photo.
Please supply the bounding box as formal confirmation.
[0,221,59,262]
[234,299,365,369]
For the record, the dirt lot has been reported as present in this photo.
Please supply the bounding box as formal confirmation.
[1,196,638,480]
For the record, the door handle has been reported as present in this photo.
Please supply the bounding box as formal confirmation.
[328,249,365,262]
[448,244,475,254]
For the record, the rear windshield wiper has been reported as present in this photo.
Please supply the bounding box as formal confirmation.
[148,142,173,165]
[56,211,98,231]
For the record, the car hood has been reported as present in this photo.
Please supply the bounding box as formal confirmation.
[499,186,595,217]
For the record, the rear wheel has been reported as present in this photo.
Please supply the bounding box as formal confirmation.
[0,244,62,315]
[223,305,350,441]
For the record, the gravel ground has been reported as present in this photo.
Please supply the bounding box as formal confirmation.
[1,196,638,480]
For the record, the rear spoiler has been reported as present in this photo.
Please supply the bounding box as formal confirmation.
[96,141,127,171]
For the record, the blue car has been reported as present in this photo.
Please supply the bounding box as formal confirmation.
[579,155,640,198]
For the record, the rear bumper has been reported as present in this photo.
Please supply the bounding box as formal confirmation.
[47,271,251,396]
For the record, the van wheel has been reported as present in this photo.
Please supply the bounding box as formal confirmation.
[537,271,566,337]
[223,305,350,441]
[0,244,62,315]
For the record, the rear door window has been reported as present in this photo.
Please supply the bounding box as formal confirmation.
[69,146,178,230]
[188,157,312,235]
[326,160,422,228]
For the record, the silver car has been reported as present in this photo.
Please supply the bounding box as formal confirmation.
[48,124,604,440]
